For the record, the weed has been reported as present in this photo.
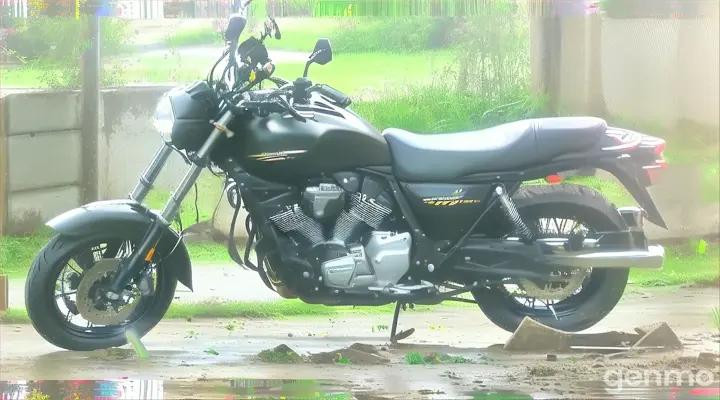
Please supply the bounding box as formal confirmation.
[712,308,720,330]
[257,344,301,364]
[405,351,471,365]
[335,353,351,364]
[223,320,242,332]
[185,330,200,339]
[204,348,219,356]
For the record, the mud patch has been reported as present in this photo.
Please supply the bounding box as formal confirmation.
[86,348,136,360]
[309,343,389,365]
[257,344,302,364]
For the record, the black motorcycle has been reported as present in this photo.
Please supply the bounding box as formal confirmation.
[24,12,669,351]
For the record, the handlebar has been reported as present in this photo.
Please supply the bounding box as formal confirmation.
[312,84,352,108]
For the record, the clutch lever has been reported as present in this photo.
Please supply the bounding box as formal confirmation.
[275,96,306,122]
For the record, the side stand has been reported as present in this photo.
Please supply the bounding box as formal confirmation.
[390,302,415,343]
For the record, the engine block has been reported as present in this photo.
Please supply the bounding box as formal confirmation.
[267,178,410,291]
[321,231,413,290]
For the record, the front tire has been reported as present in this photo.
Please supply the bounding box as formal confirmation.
[25,233,178,351]
[472,184,630,333]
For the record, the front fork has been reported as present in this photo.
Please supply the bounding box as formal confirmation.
[107,111,234,297]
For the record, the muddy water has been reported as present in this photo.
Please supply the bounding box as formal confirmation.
[1,379,718,399]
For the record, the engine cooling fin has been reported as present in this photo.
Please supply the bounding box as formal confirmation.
[332,193,392,242]
[269,204,325,245]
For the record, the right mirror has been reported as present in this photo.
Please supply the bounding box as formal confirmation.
[224,14,247,43]
[309,38,333,65]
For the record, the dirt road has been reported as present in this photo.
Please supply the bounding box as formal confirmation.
[1,288,718,399]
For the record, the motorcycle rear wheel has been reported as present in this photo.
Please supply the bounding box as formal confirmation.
[25,232,178,351]
[472,184,630,333]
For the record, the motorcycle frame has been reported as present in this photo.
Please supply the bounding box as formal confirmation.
[111,114,665,299]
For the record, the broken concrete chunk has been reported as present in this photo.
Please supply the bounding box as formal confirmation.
[697,352,720,368]
[503,317,570,352]
[633,322,683,349]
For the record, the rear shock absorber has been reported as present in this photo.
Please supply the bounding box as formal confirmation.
[494,185,535,242]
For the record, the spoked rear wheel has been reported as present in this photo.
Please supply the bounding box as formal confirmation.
[472,184,630,333]
[25,232,177,351]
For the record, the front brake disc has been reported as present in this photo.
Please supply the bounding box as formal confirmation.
[76,259,142,326]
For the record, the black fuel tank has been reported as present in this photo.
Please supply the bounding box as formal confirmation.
[228,93,392,183]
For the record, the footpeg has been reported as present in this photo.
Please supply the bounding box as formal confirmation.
[495,186,534,241]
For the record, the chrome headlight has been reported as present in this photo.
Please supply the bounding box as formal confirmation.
[152,94,175,143]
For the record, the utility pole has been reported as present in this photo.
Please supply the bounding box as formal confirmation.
[81,0,101,204]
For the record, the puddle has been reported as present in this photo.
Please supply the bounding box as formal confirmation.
[0,379,352,399]
[3,378,717,399]
[0,380,164,399]
[166,379,353,399]
[574,379,720,399]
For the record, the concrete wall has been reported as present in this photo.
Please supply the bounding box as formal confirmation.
[99,86,189,200]
[0,87,192,235]
[1,92,85,234]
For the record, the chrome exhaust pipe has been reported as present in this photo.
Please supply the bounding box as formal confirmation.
[506,237,665,270]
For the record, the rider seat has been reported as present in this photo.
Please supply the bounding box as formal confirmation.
[382,117,607,182]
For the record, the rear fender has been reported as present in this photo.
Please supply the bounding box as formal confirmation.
[46,199,194,291]
[594,159,667,229]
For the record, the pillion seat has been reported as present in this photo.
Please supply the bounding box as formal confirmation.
[382,117,607,182]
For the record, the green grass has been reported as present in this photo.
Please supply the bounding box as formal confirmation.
[1,51,454,96]
[712,308,720,330]
[629,243,720,287]
[165,27,223,48]
[0,299,439,324]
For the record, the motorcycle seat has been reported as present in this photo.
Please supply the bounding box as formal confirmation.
[382,117,607,182]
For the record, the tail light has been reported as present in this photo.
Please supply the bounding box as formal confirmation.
[642,138,667,185]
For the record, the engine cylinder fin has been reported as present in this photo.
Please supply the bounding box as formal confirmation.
[331,193,392,242]
[269,204,325,245]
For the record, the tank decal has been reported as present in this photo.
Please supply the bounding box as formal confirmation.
[421,188,482,206]
[248,150,307,162]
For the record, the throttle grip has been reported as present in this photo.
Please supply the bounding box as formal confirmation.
[314,84,352,108]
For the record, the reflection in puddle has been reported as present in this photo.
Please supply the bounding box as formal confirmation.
[0,380,163,400]
[573,379,720,399]
[165,379,353,399]
[5,378,716,399]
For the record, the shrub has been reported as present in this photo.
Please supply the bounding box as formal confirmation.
[5,16,128,88]
[352,0,540,133]
[330,17,441,53]
[353,83,546,134]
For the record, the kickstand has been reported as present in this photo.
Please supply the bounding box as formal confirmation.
[390,302,415,344]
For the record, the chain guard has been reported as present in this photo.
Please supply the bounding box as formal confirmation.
[76,259,143,326]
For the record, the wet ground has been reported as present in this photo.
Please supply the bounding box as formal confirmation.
[1,287,719,399]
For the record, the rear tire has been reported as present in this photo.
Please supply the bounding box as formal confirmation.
[25,233,178,351]
[472,183,630,333]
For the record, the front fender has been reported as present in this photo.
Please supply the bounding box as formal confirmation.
[47,199,194,291]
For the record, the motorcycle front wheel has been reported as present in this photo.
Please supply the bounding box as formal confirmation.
[25,232,178,351]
